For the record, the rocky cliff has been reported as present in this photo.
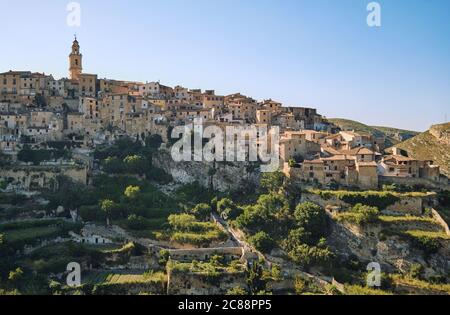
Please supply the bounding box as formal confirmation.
[395,122,450,177]
[152,148,260,192]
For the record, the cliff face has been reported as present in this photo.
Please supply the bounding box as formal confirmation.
[152,148,260,192]
[395,123,450,177]
[328,220,450,278]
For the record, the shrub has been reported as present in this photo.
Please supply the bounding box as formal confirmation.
[124,186,141,199]
[79,205,105,222]
[8,267,24,282]
[226,287,247,295]
[335,204,379,225]
[294,202,328,240]
[168,214,197,231]
[409,263,424,279]
[260,171,285,193]
[126,215,147,230]
[410,235,441,255]
[248,231,275,253]
[217,198,241,220]
[288,243,333,268]
[158,249,170,267]
[190,203,212,220]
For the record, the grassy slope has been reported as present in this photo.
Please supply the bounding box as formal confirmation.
[328,118,419,147]
[395,123,450,177]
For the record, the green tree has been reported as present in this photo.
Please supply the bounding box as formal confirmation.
[351,204,379,224]
[248,231,275,253]
[247,260,266,294]
[145,134,163,149]
[217,198,241,220]
[190,203,212,220]
[260,171,285,193]
[124,185,141,200]
[288,244,333,268]
[102,156,126,174]
[282,227,312,250]
[168,214,197,231]
[100,199,118,225]
[8,267,24,282]
[294,202,328,241]
[127,214,147,230]
[159,249,170,267]
[123,155,148,175]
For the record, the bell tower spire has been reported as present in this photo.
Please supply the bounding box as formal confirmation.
[69,35,82,80]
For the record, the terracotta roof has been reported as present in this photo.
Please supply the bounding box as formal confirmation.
[384,154,416,162]
[338,147,374,155]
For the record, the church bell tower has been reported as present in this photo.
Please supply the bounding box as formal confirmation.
[69,35,82,80]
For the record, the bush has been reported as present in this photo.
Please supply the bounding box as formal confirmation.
[158,249,170,266]
[217,198,241,220]
[410,235,441,255]
[190,203,212,220]
[288,243,333,268]
[79,205,105,222]
[260,171,285,193]
[124,186,141,199]
[126,215,147,230]
[168,214,197,231]
[235,193,291,235]
[409,263,424,279]
[294,202,328,241]
[248,231,275,253]
[335,204,379,225]
[8,267,24,282]
[226,287,247,295]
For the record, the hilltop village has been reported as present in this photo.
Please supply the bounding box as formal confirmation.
[1,38,447,191]
[0,39,449,295]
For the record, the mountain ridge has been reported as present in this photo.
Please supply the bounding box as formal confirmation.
[327,118,419,147]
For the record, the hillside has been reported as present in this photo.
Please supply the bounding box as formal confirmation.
[328,118,420,147]
[395,122,450,177]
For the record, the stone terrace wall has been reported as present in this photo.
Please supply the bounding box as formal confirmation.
[301,192,431,215]
[168,247,244,262]
[379,175,450,191]
[167,270,248,295]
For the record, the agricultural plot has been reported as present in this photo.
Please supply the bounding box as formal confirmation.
[83,271,166,285]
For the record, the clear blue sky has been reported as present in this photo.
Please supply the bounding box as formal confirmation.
[1,0,449,131]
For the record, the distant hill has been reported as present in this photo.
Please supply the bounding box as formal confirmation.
[328,118,419,147]
[394,122,450,177]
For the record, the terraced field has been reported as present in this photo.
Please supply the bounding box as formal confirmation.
[83,271,166,285]
[5,226,62,242]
